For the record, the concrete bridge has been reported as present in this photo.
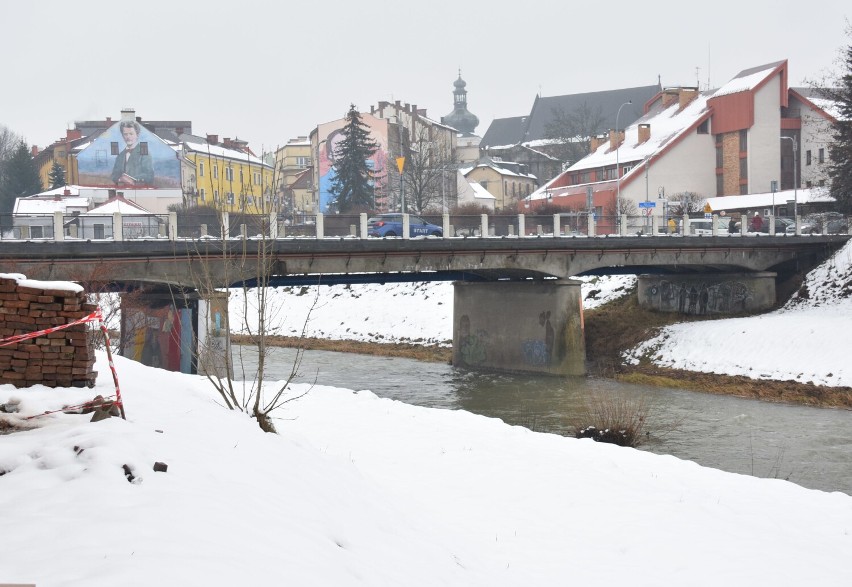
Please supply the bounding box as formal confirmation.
[2,231,848,377]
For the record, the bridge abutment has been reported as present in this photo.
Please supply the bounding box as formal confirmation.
[637,272,777,315]
[120,290,232,378]
[453,281,586,376]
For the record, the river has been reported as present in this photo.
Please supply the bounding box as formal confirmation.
[234,345,852,495]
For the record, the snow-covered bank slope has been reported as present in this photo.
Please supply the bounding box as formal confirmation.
[625,240,852,387]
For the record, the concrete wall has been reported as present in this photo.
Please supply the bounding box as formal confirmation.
[637,272,777,315]
[453,280,585,376]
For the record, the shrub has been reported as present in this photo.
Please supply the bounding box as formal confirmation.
[570,392,648,447]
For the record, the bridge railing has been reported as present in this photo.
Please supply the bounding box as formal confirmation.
[2,211,849,242]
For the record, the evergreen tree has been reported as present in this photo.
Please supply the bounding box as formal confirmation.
[0,140,43,221]
[48,160,66,189]
[824,33,852,213]
[328,104,379,213]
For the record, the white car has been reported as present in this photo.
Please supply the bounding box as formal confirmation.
[687,218,729,236]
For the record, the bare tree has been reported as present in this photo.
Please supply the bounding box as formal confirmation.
[402,126,458,213]
[544,102,606,165]
[667,191,705,216]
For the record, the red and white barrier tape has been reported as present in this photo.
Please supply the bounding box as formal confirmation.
[2,308,125,419]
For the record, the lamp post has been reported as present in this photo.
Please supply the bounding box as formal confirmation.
[615,100,632,205]
[780,136,798,219]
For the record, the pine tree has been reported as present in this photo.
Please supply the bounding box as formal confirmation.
[48,160,66,189]
[825,35,852,213]
[0,140,43,220]
[328,104,379,213]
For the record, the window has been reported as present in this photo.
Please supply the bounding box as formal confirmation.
[806,181,813,188]
[94,224,105,239]
[214,190,219,203]
[296,156,309,168]
[715,144,723,168]
[819,179,826,187]
[739,183,748,195]
[139,142,148,156]
[227,192,235,205]
[621,165,633,175]
[716,173,724,196]
[806,150,812,166]
[739,157,748,179]
[31,225,43,239]
[739,130,748,152]
[226,167,233,181]
[697,120,709,134]
[819,148,825,163]
[480,181,488,189]
[200,188,206,200]
[199,161,205,177]
[213,164,218,179]
[239,169,244,183]
[111,142,119,156]
[254,172,261,185]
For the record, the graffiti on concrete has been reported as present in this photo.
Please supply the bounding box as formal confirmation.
[457,314,488,366]
[645,279,752,315]
[522,310,556,366]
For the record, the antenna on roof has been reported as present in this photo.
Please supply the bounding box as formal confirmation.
[707,42,712,90]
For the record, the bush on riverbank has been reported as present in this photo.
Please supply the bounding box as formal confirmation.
[570,392,648,447]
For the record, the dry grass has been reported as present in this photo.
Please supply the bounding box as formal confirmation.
[233,334,453,364]
[569,391,649,447]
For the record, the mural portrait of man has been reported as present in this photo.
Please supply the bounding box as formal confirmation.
[111,120,154,186]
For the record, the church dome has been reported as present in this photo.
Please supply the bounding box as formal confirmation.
[442,72,479,135]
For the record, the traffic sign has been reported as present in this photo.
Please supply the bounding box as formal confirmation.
[638,201,657,208]
[703,203,712,213]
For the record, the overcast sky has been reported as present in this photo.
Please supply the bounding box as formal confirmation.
[2,0,849,153]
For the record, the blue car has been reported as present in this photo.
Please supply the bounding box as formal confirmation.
[367,214,443,237]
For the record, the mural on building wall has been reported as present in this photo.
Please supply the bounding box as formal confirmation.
[644,279,753,314]
[77,120,181,188]
[316,117,389,213]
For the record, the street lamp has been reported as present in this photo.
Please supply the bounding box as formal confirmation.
[615,101,632,204]
[780,135,798,219]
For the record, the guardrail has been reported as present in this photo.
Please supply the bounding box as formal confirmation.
[0,211,849,242]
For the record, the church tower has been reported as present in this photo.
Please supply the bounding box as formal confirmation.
[441,71,479,136]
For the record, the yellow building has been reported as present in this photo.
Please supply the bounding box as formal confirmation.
[32,129,85,189]
[184,138,276,214]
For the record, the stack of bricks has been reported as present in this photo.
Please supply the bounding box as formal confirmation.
[0,276,98,388]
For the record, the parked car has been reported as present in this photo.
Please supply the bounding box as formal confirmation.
[757,217,794,235]
[687,218,729,236]
[785,213,849,235]
[367,214,443,237]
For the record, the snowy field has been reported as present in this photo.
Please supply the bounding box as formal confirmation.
[1,352,850,586]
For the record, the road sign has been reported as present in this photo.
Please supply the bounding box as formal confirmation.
[704,212,712,219]
[638,201,656,208]
[703,203,712,213]
[396,157,405,173]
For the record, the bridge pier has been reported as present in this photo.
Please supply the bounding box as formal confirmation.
[453,280,586,376]
[637,272,777,315]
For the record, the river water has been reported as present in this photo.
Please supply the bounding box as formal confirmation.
[234,345,852,495]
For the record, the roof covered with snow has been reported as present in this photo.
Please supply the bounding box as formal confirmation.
[183,142,271,167]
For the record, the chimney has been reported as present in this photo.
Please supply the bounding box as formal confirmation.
[120,108,135,121]
[207,134,218,144]
[662,89,679,108]
[108,189,117,199]
[223,138,232,148]
[106,117,112,124]
[590,135,606,152]
[63,188,71,196]
[638,124,651,143]
[31,145,39,157]
[66,129,82,141]
[608,129,625,151]
[679,87,698,110]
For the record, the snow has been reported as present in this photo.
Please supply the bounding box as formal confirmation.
[2,244,852,585]
[0,273,83,294]
[711,65,779,98]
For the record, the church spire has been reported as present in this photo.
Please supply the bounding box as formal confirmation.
[441,71,479,136]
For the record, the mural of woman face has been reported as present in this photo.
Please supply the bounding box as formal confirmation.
[325,129,345,164]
